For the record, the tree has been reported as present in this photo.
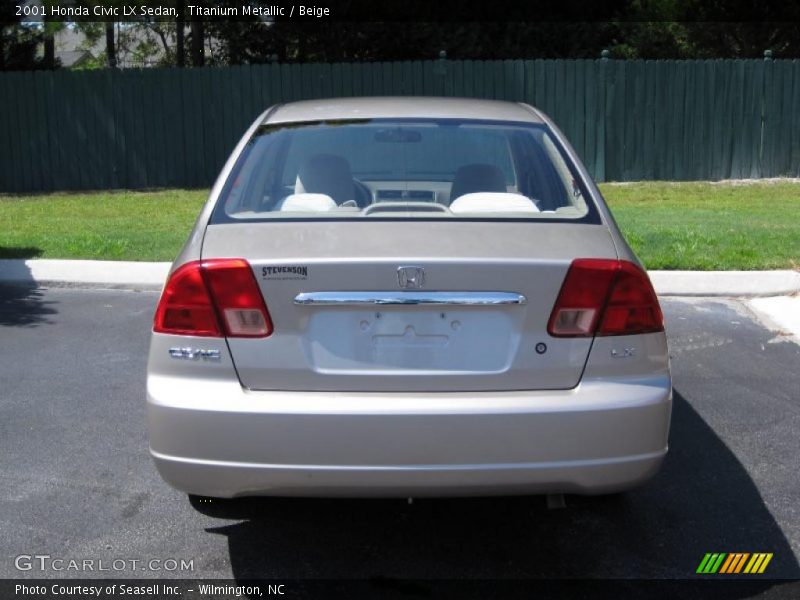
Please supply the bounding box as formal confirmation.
[105,22,116,67]
[201,0,800,63]
[6,0,800,73]
[204,21,625,64]
[176,0,185,67]
[616,0,800,58]
[190,20,204,66]
[1,0,43,70]
[72,21,180,69]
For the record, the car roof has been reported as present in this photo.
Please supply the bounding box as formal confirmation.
[265,97,544,124]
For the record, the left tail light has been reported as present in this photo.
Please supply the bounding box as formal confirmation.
[548,258,663,337]
[154,259,273,338]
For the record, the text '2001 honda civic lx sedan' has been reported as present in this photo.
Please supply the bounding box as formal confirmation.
[147,97,671,499]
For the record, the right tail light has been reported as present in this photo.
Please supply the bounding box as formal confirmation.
[548,259,663,337]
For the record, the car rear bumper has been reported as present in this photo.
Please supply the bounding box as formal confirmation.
[147,374,672,498]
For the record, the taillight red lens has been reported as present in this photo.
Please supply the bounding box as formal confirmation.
[153,259,272,338]
[547,259,617,337]
[154,261,221,337]
[203,259,273,338]
[548,259,663,337]
[597,261,663,335]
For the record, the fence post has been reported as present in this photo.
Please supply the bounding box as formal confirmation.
[434,50,448,95]
[760,49,773,176]
[596,49,612,182]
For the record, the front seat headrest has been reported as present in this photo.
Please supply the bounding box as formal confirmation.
[295,154,355,204]
[449,163,507,203]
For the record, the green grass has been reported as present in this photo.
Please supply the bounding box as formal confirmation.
[0,189,207,261]
[1,182,798,269]
[600,181,800,270]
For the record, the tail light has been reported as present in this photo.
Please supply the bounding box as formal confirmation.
[154,259,273,338]
[548,259,663,337]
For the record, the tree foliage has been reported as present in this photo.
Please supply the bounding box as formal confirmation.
[3,0,800,71]
[202,1,800,65]
[205,22,800,65]
[1,0,44,70]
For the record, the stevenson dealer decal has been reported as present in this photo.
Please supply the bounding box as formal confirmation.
[262,266,309,280]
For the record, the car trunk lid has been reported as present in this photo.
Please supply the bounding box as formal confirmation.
[202,221,618,392]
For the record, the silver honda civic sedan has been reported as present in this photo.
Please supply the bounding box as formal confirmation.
[147,97,671,499]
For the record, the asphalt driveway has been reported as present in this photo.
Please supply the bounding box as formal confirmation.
[0,286,798,590]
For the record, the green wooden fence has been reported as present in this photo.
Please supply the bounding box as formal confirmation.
[1,58,799,193]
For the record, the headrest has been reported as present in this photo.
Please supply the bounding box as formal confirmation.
[295,154,355,204]
[449,163,507,203]
[278,193,337,212]
[449,192,540,214]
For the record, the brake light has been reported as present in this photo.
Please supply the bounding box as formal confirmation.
[548,259,663,337]
[597,261,664,335]
[153,261,221,337]
[203,259,273,337]
[154,259,273,338]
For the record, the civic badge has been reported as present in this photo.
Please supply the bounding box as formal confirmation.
[397,266,425,289]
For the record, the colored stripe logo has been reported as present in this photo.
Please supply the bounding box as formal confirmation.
[697,553,773,574]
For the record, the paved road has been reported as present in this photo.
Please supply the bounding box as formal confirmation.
[1,286,798,588]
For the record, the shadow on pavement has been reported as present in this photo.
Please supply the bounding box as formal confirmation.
[190,391,798,593]
[0,249,57,327]
[0,245,43,259]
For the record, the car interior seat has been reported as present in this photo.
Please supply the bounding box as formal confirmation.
[295,154,355,205]
[448,163,507,204]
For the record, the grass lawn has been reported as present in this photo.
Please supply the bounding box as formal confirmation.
[0,190,207,262]
[1,182,798,269]
[603,181,799,270]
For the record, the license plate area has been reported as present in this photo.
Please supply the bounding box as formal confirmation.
[304,308,518,373]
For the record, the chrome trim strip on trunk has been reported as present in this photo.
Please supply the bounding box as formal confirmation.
[293,291,527,306]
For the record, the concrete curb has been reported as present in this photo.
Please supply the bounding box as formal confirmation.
[648,269,800,297]
[0,259,799,297]
[0,259,170,292]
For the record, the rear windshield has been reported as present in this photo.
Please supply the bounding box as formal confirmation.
[212,118,596,222]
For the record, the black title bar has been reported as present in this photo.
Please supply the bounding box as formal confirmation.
[11,0,800,23]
